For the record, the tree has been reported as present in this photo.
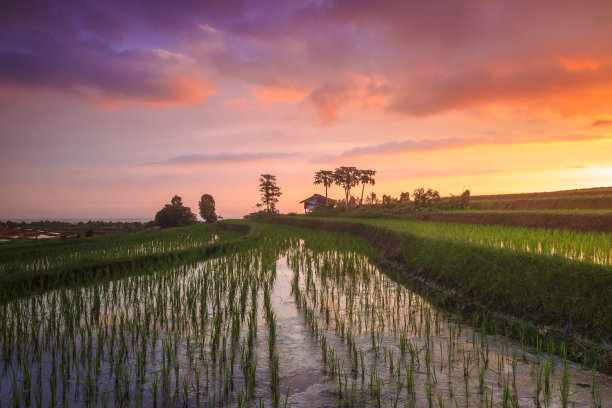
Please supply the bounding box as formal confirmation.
[198,194,218,223]
[333,166,360,208]
[412,188,441,208]
[154,195,197,228]
[399,191,410,203]
[444,189,471,210]
[382,194,397,204]
[358,169,376,205]
[365,191,379,204]
[259,174,282,212]
[313,170,334,205]
[171,195,182,206]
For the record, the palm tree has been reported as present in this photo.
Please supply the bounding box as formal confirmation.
[333,166,361,207]
[313,170,334,205]
[358,169,376,206]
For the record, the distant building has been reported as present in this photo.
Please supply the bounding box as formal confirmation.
[299,194,333,213]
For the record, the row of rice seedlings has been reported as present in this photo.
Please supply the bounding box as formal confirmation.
[0,236,286,407]
[353,218,612,265]
[0,223,243,275]
[285,239,606,407]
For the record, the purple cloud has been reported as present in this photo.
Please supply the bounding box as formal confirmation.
[3,0,612,120]
[165,151,298,164]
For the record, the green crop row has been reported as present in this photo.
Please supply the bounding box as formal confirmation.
[0,223,244,276]
[269,217,612,350]
[323,218,612,266]
[439,209,612,215]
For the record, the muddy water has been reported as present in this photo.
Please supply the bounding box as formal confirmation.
[0,244,610,407]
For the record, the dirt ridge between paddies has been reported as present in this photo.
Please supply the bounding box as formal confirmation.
[262,216,612,374]
[0,221,257,303]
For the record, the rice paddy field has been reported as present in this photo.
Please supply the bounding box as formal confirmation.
[468,187,612,211]
[0,222,610,407]
[0,224,246,286]
[340,218,612,266]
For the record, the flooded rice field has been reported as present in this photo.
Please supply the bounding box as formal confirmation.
[0,234,610,407]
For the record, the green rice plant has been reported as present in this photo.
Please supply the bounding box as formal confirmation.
[533,364,543,405]
[150,373,160,406]
[477,364,485,394]
[425,382,434,408]
[437,392,445,408]
[345,218,612,266]
[559,359,570,408]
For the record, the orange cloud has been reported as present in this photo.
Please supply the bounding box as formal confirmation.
[390,64,612,118]
[592,119,612,127]
[223,98,247,107]
[306,74,389,124]
[251,85,307,103]
[560,57,601,72]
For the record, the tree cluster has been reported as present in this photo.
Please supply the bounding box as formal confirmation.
[314,167,376,208]
[375,188,470,210]
[154,195,197,228]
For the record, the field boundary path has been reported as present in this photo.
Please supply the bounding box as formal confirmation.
[262,216,612,374]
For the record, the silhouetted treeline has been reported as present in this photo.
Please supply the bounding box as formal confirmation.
[0,220,150,232]
[311,188,471,216]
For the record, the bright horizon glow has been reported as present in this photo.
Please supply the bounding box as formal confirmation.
[2,1,612,220]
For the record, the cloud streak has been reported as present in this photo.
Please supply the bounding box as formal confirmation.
[592,120,612,127]
[312,134,612,162]
[164,151,298,165]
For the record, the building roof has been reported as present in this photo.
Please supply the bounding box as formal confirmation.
[299,193,334,205]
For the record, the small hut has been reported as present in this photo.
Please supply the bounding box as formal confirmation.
[299,194,333,213]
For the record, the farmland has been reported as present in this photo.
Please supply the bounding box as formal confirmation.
[0,224,246,289]
[333,218,612,266]
[310,186,612,233]
[0,220,611,407]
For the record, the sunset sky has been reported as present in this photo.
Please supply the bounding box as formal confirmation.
[2,0,612,220]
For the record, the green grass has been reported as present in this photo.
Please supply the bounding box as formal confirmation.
[310,217,612,266]
[469,194,612,210]
[439,208,612,215]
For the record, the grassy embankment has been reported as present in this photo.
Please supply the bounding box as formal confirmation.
[0,222,254,299]
[311,186,612,232]
[266,216,612,372]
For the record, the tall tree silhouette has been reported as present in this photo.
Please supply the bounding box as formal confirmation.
[358,169,376,205]
[333,167,360,208]
[198,194,218,222]
[313,170,334,205]
[259,174,282,212]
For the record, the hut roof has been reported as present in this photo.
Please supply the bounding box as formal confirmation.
[299,194,333,205]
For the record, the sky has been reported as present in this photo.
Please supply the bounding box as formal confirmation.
[1,0,612,220]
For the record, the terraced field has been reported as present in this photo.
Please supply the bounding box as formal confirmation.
[1,223,610,407]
